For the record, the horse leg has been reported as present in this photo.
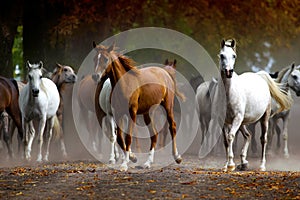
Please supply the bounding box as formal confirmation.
[259,105,271,171]
[56,112,67,158]
[2,112,13,158]
[105,115,117,164]
[36,117,47,162]
[248,122,258,156]
[282,114,290,158]
[164,103,182,164]
[222,126,229,171]
[275,121,281,153]
[143,113,158,168]
[266,118,275,156]
[44,117,54,161]
[224,115,243,172]
[24,121,35,161]
[115,119,128,171]
[237,125,251,171]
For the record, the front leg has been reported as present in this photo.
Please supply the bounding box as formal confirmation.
[224,115,243,172]
[36,117,47,162]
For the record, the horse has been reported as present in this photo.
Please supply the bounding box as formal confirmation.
[19,61,60,162]
[77,43,113,154]
[0,76,23,158]
[236,64,300,158]
[94,43,185,171]
[50,63,77,158]
[195,78,218,145]
[218,39,292,171]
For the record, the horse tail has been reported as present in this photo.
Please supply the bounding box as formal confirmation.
[174,82,186,102]
[164,68,186,102]
[52,115,62,141]
[257,71,293,114]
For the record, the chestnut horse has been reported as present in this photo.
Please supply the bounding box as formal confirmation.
[0,76,23,158]
[50,63,77,157]
[95,44,184,171]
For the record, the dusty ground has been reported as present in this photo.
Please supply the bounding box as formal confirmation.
[0,88,300,199]
[0,155,299,200]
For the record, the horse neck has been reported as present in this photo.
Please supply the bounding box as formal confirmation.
[278,68,291,92]
[109,62,130,89]
[51,74,64,95]
[220,71,232,89]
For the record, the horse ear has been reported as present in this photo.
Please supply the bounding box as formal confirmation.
[56,63,63,69]
[26,60,31,69]
[231,39,236,48]
[212,77,218,83]
[39,61,43,69]
[291,63,295,71]
[93,41,97,48]
[164,59,169,65]
[221,39,225,48]
[173,59,177,65]
[108,42,115,52]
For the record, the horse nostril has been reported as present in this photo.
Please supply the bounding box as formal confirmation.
[32,88,39,96]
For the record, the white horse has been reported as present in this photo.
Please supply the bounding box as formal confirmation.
[196,78,218,144]
[239,64,300,158]
[19,61,60,162]
[218,39,292,171]
[267,64,300,158]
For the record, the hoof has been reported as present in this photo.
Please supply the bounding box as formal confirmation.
[222,167,228,172]
[284,154,289,159]
[129,154,137,163]
[259,166,266,171]
[120,163,128,172]
[175,155,182,164]
[227,164,235,172]
[143,163,151,169]
[237,163,248,171]
[109,159,116,165]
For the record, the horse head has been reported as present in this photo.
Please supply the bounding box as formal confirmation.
[164,59,177,78]
[92,41,115,74]
[288,63,300,96]
[27,61,43,97]
[219,39,237,78]
[52,63,77,85]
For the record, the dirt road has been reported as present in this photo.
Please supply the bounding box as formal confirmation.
[0,155,299,199]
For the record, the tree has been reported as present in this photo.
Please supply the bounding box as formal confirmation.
[0,0,23,77]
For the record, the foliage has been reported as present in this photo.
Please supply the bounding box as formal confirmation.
[45,0,300,74]
[12,25,23,80]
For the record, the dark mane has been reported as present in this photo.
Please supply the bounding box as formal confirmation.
[115,53,140,75]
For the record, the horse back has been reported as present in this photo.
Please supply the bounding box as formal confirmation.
[41,78,60,115]
[0,76,19,109]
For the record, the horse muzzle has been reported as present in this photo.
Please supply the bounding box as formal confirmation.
[224,69,233,78]
[32,88,39,97]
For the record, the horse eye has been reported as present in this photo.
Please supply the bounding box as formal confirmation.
[220,54,225,60]
[233,55,236,59]
[63,68,68,72]
[28,75,32,80]
[40,75,42,79]
[292,75,298,80]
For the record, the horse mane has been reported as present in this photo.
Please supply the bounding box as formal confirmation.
[10,79,19,95]
[115,53,140,75]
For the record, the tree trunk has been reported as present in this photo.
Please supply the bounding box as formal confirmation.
[0,1,23,78]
